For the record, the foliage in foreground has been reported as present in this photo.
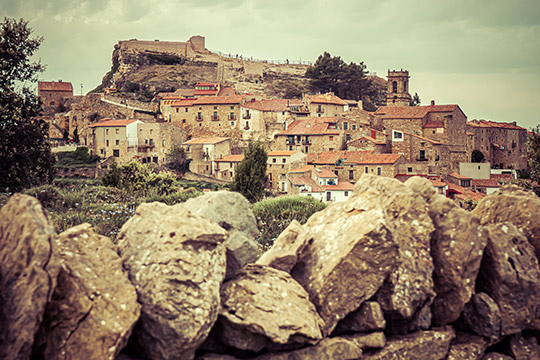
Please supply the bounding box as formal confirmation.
[252,196,327,250]
[55,147,100,168]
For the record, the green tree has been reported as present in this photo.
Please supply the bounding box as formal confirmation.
[410,92,421,106]
[231,142,267,203]
[103,160,177,195]
[305,52,374,101]
[527,125,540,196]
[0,18,55,192]
[165,145,189,172]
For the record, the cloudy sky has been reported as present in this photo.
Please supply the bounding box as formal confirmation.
[2,0,540,129]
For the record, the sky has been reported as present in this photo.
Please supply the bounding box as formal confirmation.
[2,0,540,129]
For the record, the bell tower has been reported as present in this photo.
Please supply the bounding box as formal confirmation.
[386,70,412,107]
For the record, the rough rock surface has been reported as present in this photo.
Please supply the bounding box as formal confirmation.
[446,333,487,360]
[508,333,540,360]
[462,292,502,342]
[290,179,399,335]
[356,176,435,333]
[342,332,386,349]
[0,194,60,360]
[218,264,324,352]
[252,337,363,360]
[256,220,306,273]
[407,177,487,326]
[476,222,540,335]
[117,202,228,360]
[362,327,455,360]
[183,191,259,279]
[473,185,540,260]
[481,353,513,360]
[333,301,386,335]
[33,224,140,360]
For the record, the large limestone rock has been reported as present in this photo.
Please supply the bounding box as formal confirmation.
[218,264,324,352]
[461,292,502,342]
[508,333,540,360]
[476,222,540,335]
[333,301,386,335]
[472,185,540,260]
[117,202,228,360]
[256,220,306,273]
[355,175,435,333]
[252,337,363,360]
[446,333,488,360]
[183,191,259,279]
[407,177,487,326]
[362,327,455,360]
[290,181,399,335]
[33,224,140,360]
[0,194,60,360]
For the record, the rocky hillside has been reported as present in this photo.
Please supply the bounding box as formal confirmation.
[94,40,387,104]
[1,177,540,359]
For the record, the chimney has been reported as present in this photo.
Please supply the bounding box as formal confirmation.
[431,100,435,106]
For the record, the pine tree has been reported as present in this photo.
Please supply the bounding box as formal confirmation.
[0,18,54,191]
[231,142,267,203]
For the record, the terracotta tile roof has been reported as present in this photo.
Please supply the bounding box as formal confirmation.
[314,167,338,178]
[267,150,299,156]
[193,95,244,105]
[215,154,244,162]
[194,89,219,95]
[455,190,486,202]
[242,99,303,112]
[290,164,316,173]
[491,173,514,181]
[471,178,501,187]
[290,176,325,192]
[308,150,403,165]
[467,119,526,130]
[277,118,340,136]
[183,137,229,145]
[38,81,73,92]
[309,94,347,106]
[89,119,139,128]
[429,179,447,187]
[171,99,196,107]
[375,104,459,119]
[446,182,467,194]
[448,172,472,180]
[423,120,445,128]
[323,181,355,191]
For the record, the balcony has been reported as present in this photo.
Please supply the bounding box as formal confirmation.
[316,108,325,114]
[195,116,203,122]
[416,157,429,162]
[302,140,312,145]
[286,139,295,145]
[229,114,236,120]
[243,113,251,119]
[211,115,220,121]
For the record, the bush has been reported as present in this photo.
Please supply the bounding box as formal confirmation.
[102,160,178,195]
[56,147,100,167]
[252,196,327,250]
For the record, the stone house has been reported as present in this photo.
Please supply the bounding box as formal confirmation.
[182,137,231,176]
[266,150,307,193]
[307,150,406,184]
[215,154,244,181]
[38,81,73,107]
[88,119,184,165]
[273,118,344,154]
[288,165,354,202]
[347,136,387,153]
[466,119,528,170]
[336,108,374,143]
[305,93,348,118]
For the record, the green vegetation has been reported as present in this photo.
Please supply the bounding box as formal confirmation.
[166,145,190,172]
[526,125,540,196]
[305,52,375,104]
[55,147,100,168]
[0,18,55,192]
[252,196,327,250]
[231,142,267,203]
[410,92,421,106]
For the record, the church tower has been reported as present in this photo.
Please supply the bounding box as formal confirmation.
[386,70,412,107]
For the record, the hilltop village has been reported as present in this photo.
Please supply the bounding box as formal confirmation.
[38,36,529,206]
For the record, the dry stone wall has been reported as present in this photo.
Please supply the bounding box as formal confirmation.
[0,181,539,359]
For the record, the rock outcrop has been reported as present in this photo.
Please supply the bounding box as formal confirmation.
[0,194,59,360]
[117,202,228,360]
[183,191,259,279]
[218,264,324,352]
[256,220,306,273]
[33,224,140,359]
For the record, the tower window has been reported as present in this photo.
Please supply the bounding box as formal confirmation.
[392,81,398,93]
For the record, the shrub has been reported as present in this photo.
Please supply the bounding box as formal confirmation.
[252,196,327,250]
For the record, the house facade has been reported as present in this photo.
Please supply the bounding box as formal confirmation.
[273,118,344,154]
[182,137,231,176]
[38,81,74,107]
[266,150,307,193]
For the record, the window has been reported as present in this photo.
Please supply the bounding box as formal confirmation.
[392,81,397,93]
[115,129,119,134]
[106,129,109,135]
[214,106,218,110]
[106,140,109,146]
[115,140,119,145]
[329,136,334,141]
[230,106,234,110]
[377,167,382,175]
[162,140,166,146]
[269,173,272,180]
[408,167,413,173]
[282,158,286,163]
[344,191,349,197]
[272,158,276,163]
[230,112,235,120]
[198,112,202,119]
[349,170,354,180]
[419,150,426,159]
[334,170,339,176]
[352,124,356,130]
[213,111,218,120]
[185,108,188,112]
[392,130,403,141]
[113,149,119,157]
[343,122,348,130]
[153,157,158,163]
[365,166,369,174]
[150,129,153,134]
[100,149,104,155]
[420,142,425,147]
[176,108,179,113]
[183,119,186,123]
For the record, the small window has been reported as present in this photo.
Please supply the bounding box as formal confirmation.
[214,106,218,110]
[185,108,188,112]
[115,140,119,145]
[282,158,286,163]
[106,129,109,135]
[352,124,356,130]
[365,166,369,174]
[115,129,119,134]
[343,122,348,130]
[230,106,234,110]
[272,158,276,163]
[377,167,382,176]
[176,108,179,113]
[408,167,413,173]
[106,140,109,146]
[344,191,349,197]
[113,149,119,157]
[392,130,403,141]
[329,136,334,141]
[183,119,186,123]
